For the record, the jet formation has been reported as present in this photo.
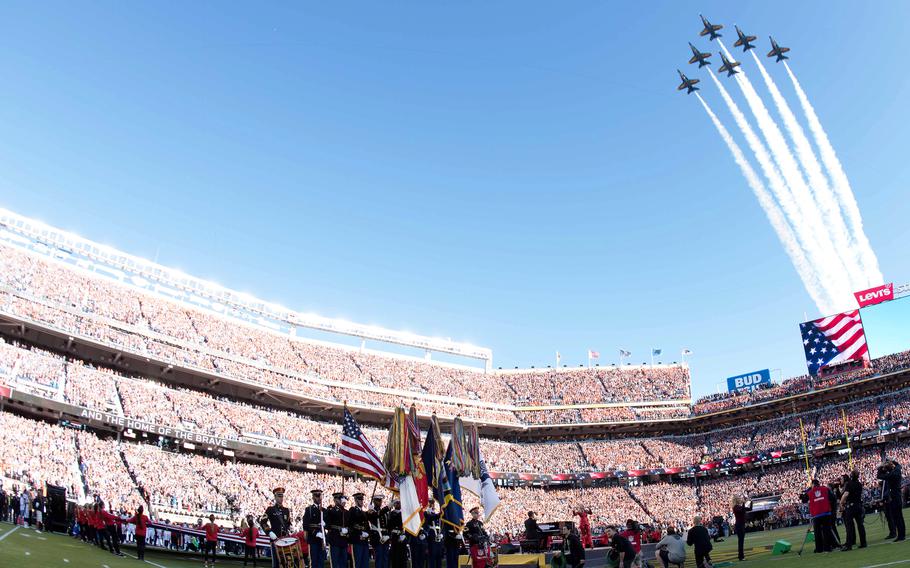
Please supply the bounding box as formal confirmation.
[678,16,791,93]
[677,70,700,94]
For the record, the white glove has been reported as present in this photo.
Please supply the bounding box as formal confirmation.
[419,534,426,541]
[456,534,464,541]
[341,528,349,536]
[399,535,406,542]
[361,532,370,539]
[381,536,390,544]
[316,532,324,539]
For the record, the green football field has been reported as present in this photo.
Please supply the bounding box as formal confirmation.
[1,513,908,568]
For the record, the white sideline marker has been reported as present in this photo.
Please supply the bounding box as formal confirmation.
[0,525,20,542]
[860,560,910,568]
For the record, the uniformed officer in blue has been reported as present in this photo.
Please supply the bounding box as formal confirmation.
[302,490,327,568]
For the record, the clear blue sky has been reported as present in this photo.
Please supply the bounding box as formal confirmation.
[1,2,908,397]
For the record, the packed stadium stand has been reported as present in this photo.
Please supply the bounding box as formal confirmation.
[2,209,910,540]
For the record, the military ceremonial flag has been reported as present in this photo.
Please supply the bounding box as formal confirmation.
[340,407,396,488]
[459,458,500,523]
[383,407,423,536]
[441,440,464,532]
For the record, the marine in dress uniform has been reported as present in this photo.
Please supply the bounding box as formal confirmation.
[325,492,349,568]
[367,495,391,568]
[302,490,327,568]
[387,500,409,568]
[263,487,293,568]
[423,499,443,568]
[408,508,427,568]
[349,493,371,568]
[442,509,463,568]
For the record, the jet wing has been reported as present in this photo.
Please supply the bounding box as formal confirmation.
[688,54,699,64]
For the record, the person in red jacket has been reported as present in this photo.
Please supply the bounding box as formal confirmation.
[573,508,594,549]
[91,503,112,552]
[100,504,125,556]
[128,505,150,560]
[619,520,642,568]
[803,479,834,553]
[242,515,260,567]
[203,514,220,568]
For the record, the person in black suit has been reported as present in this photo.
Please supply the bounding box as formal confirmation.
[686,516,713,568]
[731,496,752,561]
[839,471,867,550]
[524,512,542,552]
[878,459,906,541]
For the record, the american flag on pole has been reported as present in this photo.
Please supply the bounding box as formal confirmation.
[800,310,869,376]
[588,350,600,359]
[341,408,397,488]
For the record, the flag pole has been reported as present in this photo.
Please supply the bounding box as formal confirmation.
[369,479,378,502]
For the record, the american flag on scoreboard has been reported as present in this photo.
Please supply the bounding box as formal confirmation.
[800,310,869,376]
[341,408,396,488]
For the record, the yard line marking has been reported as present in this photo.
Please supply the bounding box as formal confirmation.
[860,560,910,568]
[0,525,19,541]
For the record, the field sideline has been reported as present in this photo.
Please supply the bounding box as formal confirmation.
[1,512,908,568]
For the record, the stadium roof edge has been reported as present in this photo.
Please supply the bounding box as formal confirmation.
[0,207,493,361]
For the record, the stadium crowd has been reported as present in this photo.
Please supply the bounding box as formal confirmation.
[3,336,910,477]
[0,243,690,419]
[5,406,908,536]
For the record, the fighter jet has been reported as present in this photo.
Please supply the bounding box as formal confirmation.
[688,42,712,67]
[767,37,790,62]
[718,52,741,77]
[733,26,757,51]
[677,70,700,94]
[699,15,723,41]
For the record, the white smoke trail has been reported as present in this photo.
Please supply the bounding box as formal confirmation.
[750,51,865,291]
[783,61,883,285]
[707,69,835,311]
[695,92,830,312]
[718,42,853,308]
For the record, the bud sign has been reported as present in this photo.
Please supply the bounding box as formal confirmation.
[726,369,771,393]
[854,283,894,308]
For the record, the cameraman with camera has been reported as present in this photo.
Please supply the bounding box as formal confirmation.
[877,459,906,541]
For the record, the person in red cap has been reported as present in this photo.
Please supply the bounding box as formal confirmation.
[203,514,220,567]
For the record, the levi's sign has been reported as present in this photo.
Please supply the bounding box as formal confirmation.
[726,369,771,393]
[854,283,893,308]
